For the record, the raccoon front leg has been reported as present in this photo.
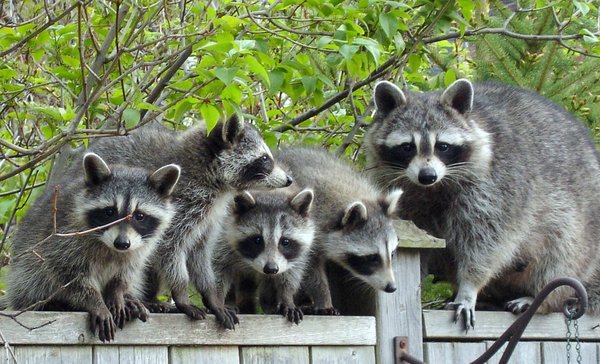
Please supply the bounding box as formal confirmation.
[301,260,339,315]
[446,280,478,331]
[188,246,239,329]
[103,278,128,329]
[59,280,116,342]
[273,276,303,324]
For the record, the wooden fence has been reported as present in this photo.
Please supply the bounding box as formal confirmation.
[1,221,598,363]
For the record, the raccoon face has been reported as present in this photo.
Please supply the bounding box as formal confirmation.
[327,193,401,293]
[366,79,492,189]
[79,153,180,253]
[211,115,293,190]
[228,189,314,275]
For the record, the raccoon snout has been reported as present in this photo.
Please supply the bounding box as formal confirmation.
[384,282,397,293]
[418,168,438,185]
[263,262,279,274]
[285,175,293,187]
[113,237,130,250]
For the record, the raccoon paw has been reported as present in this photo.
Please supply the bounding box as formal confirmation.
[212,307,240,330]
[124,295,150,323]
[176,302,207,320]
[144,300,177,313]
[106,297,127,330]
[445,300,476,332]
[301,305,339,316]
[278,303,303,324]
[505,297,534,314]
[89,306,116,342]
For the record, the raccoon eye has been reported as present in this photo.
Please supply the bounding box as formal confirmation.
[261,155,269,162]
[254,236,264,245]
[104,207,116,217]
[133,212,145,221]
[399,143,414,152]
[280,238,290,247]
[436,143,450,152]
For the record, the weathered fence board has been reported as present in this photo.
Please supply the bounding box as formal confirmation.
[240,346,309,363]
[424,342,487,363]
[484,341,542,364]
[0,312,375,345]
[311,346,375,364]
[170,346,240,364]
[541,341,597,364]
[93,346,168,364]
[13,346,91,364]
[423,310,600,341]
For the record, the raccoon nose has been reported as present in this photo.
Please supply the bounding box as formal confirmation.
[114,237,130,250]
[418,168,437,185]
[285,175,293,187]
[384,283,397,293]
[263,263,279,274]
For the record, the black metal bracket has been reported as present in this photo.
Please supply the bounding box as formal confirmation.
[393,277,588,364]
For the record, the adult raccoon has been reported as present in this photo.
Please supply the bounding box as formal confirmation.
[364,79,600,329]
[3,153,180,342]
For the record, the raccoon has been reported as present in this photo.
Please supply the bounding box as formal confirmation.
[4,153,180,342]
[274,147,402,314]
[364,79,600,329]
[85,115,292,329]
[214,188,315,324]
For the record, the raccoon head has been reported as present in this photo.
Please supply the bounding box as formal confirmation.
[227,188,315,275]
[80,153,180,253]
[365,79,492,189]
[326,190,402,293]
[209,115,293,190]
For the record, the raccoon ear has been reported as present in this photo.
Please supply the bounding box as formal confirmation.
[290,188,314,218]
[374,81,407,116]
[149,164,181,197]
[233,191,256,214]
[222,114,244,145]
[440,79,473,114]
[341,201,368,229]
[83,153,112,186]
[380,189,403,217]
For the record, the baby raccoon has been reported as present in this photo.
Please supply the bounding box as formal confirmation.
[86,115,292,329]
[364,79,600,329]
[275,147,402,315]
[215,188,315,324]
[4,153,180,342]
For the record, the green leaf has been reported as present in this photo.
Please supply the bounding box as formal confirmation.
[408,54,421,71]
[173,99,193,122]
[444,69,456,86]
[0,69,16,80]
[379,13,399,39]
[221,84,243,104]
[135,101,162,112]
[123,109,140,128]
[215,67,238,86]
[457,0,475,22]
[340,44,359,60]
[301,75,317,95]
[268,69,285,93]
[244,56,270,85]
[199,103,221,132]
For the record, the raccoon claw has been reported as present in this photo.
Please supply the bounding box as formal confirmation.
[106,297,127,330]
[124,295,150,323]
[176,302,207,320]
[505,297,534,314]
[212,307,240,330]
[301,306,340,316]
[278,304,303,324]
[446,302,476,332]
[90,307,116,342]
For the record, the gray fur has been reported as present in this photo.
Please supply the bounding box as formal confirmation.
[275,147,401,314]
[364,79,600,328]
[5,153,179,342]
[215,188,315,323]
[83,116,291,329]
